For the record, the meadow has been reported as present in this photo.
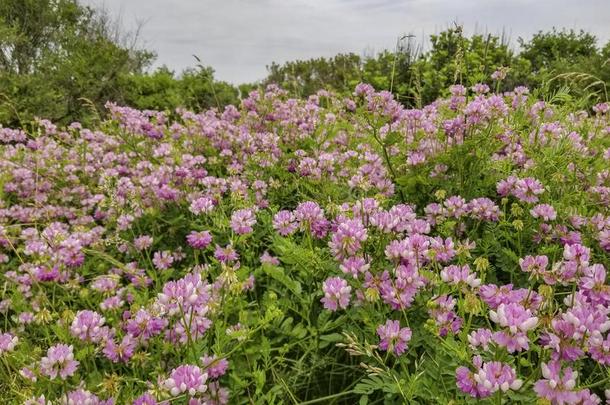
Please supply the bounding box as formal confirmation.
[0,65,609,404]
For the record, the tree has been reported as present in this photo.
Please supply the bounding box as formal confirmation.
[0,0,152,125]
[264,53,362,97]
[519,28,598,72]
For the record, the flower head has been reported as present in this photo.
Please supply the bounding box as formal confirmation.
[321,277,351,311]
[0,332,18,355]
[40,344,79,380]
[376,320,412,355]
[163,365,208,397]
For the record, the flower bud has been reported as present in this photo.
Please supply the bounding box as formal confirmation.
[511,203,523,217]
[474,257,489,273]
[512,220,524,231]
[463,292,482,315]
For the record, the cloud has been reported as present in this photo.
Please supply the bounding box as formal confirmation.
[83,0,610,84]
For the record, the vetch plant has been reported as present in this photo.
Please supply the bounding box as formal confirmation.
[0,79,608,403]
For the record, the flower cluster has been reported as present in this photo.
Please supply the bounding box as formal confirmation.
[1,79,609,403]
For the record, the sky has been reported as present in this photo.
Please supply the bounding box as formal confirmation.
[82,0,610,84]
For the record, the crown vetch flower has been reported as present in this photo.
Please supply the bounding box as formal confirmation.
[467,328,493,351]
[40,344,79,380]
[489,303,538,352]
[152,250,175,270]
[103,334,137,363]
[456,356,522,398]
[190,197,215,215]
[61,388,112,405]
[519,255,549,278]
[513,177,545,203]
[133,393,158,405]
[321,277,351,311]
[200,354,229,379]
[186,231,213,249]
[163,364,208,397]
[534,361,580,403]
[339,256,370,279]
[70,310,108,343]
[272,210,297,236]
[530,203,557,221]
[473,360,522,394]
[376,320,412,356]
[0,332,18,354]
[440,264,481,288]
[230,208,256,235]
[329,218,367,259]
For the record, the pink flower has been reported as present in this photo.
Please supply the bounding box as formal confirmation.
[0,332,18,354]
[444,196,469,218]
[468,198,500,221]
[456,356,521,398]
[272,210,297,236]
[491,68,508,81]
[125,309,167,341]
[70,310,108,343]
[467,328,493,351]
[230,208,256,235]
[530,204,557,221]
[190,197,215,215]
[473,361,522,393]
[456,365,489,398]
[213,244,239,264]
[599,229,610,251]
[339,256,370,279]
[163,365,208,397]
[428,295,462,337]
[294,201,329,238]
[40,344,79,380]
[133,393,158,405]
[321,277,351,311]
[260,251,280,266]
[440,264,481,288]
[62,388,111,404]
[513,177,545,203]
[519,255,549,277]
[534,361,580,403]
[590,334,610,365]
[497,176,518,197]
[103,334,137,363]
[20,367,36,382]
[157,272,211,317]
[200,354,229,379]
[152,250,174,270]
[328,219,367,259]
[186,231,212,249]
[580,264,610,305]
[380,264,425,310]
[489,303,538,352]
[376,320,412,355]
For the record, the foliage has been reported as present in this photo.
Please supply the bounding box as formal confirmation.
[0,0,238,127]
[0,77,609,404]
[262,27,610,109]
[0,0,154,126]
[265,53,363,97]
[119,67,239,113]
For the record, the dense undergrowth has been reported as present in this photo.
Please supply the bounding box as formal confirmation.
[0,74,609,404]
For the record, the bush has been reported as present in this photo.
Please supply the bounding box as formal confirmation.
[0,78,609,403]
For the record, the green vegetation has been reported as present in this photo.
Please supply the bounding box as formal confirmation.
[1,1,609,126]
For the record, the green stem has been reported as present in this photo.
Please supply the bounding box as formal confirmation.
[298,390,356,405]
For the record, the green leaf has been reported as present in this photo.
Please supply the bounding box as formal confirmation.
[261,263,302,295]
[319,332,344,348]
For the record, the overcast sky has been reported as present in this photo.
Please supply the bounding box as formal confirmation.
[82,0,610,84]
